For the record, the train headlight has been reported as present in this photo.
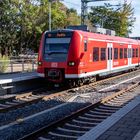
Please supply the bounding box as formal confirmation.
[68,61,75,66]
[38,61,42,66]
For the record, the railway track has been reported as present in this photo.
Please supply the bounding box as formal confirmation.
[21,82,140,140]
[0,93,44,113]
[0,70,140,139]
[0,69,140,114]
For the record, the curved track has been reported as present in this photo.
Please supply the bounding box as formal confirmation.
[20,82,140,140]
[0,69,140,113]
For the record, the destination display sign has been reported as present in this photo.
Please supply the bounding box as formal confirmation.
[46,31,73,38]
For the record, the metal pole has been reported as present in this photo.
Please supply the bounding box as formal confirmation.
[49,0,51,31]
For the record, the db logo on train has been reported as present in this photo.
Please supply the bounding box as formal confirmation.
[51,63,58,68]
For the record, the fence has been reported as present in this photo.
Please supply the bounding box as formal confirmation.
[0,58,37,73]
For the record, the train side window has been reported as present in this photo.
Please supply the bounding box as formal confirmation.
[108,48,109,60]
[101,48,106,61]
[84,40,87,52]
[93,47,99,62]
[114,48,118,59]
[120,48,123,59]
[108,48,112,60]
[124,48,127,58]
[128,48,132,58]
[132,48,135,57]
[136,48,138,57]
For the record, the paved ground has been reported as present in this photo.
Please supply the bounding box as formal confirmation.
[0,72,39,84]
[79,96,140,140]
[97,103,140,140]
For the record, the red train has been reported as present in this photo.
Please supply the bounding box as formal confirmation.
[37,29,140,86]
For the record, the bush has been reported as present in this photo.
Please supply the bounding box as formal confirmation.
[0,55,9,73]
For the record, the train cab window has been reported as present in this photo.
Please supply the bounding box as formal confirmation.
[120,48,123,59]
[84,40,87,52]
[132,49,135,57]
[136,48,138,57]
[114,48,118,59]
[124,48,127,58]
[101,48,106,61]
[93,47,99,62]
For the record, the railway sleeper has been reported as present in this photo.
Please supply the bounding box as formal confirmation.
[52,128,84,137]
[65,123,92,130]
[12,99,25,103]
[105,100,127,104]
[110,97,133,101]
[84,113,108,119]
[72,119,98,126]
[0,103,10,108]
[98,105,121,110]
[70,120,97,127]
[113,97,133,101]
[107,99,130,104]
[5,101,18,105]
[48,131,79,139]
[57,127,87,134]
[75,117,101,123]
[38,137,51,140]
[94,108,117,113]
[78,116,104,122]
[89,110,112,115]
[103,102,124,107]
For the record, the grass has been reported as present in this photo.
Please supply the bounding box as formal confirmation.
[0,55,9,73]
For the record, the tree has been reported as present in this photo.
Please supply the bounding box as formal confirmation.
[66,8,81,26]
[0,0,19,55]
[89,1,135,37]
[0,0,81,56]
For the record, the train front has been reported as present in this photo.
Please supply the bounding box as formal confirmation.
[37,29,80,83]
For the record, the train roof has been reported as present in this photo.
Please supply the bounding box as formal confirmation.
[76,30,139,45]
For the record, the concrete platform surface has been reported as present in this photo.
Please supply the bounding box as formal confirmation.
[79,96,140,140]
[0,72,39,84]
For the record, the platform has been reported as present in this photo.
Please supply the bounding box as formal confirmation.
[0,72,39,84]
[0,72,42,94]
[79,96,140,140]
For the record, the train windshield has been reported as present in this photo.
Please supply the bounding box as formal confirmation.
[44,32,72,62]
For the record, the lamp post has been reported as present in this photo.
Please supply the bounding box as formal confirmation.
[48,0,63,31]
[48,0,52,31]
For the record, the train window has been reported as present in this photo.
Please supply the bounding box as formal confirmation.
[120,48,123,59]
[93,47,99,62]
[108,48,112,60]
[114,48,118,59]
[128,48,131,58]
[136,48,138,57]
[101,48,106,61]
[132,49,135,57]
[84,40,87,52]
[108,48,109,60]
[124,48,127,58]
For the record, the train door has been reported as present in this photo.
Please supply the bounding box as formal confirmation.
[128,45,132,66]
[107,43,113,71]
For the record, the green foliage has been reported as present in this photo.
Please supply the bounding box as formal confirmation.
[0,0,80,55]
[0,56,9,73]
[89,2,135,37]
[66,8,81,26]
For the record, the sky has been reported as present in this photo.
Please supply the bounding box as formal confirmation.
[62,0,140,37]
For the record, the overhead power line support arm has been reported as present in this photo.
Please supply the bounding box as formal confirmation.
[81,0,112,25]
